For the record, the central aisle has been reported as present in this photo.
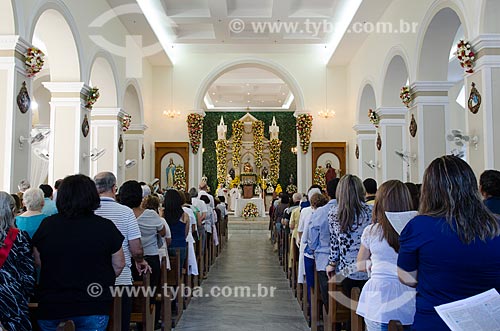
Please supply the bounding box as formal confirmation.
[175,230,309,331]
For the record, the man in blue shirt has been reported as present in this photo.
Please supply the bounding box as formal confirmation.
[307,178,340,309]
[39,184,58,216]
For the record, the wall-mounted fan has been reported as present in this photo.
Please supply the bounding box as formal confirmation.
[34,148,50,161]
[125,159,137,169]
[83,148,106,161]
[450,148,465,158]
[364,160,378,170]
[19,129,51,148]
[447,130,479,149]
[395,150,416,165]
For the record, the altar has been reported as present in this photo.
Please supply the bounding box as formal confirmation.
[234,198,266,217]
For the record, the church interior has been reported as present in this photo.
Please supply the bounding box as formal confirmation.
[1,0,500,330]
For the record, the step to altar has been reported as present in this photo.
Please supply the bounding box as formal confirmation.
[228,216,269,231]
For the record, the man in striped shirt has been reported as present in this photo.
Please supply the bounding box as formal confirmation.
[94,172,151,330]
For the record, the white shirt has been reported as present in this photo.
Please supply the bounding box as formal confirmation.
[198,190,214,208]
[300,208,315,259]
[191,197,207,215]
[356,224,416,325]
[95,197,141,286]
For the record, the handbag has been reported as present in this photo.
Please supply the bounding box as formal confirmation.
[0,227,19,268]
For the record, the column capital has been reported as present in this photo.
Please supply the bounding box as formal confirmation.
[0,35,31,53]
[410,81,454,104]
[470,34,500,69]
[376,107,408,119]
[353,124,377,134]
[128,124,148,132]
[91,108,127,119]
[42,82,89,99]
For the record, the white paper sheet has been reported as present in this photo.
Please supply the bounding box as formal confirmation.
[384,211,418,235]
[435,289,500,331]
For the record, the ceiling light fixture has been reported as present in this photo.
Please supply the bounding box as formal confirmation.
[163,66,179,119]
[319,67,336,119]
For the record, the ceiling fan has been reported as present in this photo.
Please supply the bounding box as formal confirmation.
[83,148,106,161]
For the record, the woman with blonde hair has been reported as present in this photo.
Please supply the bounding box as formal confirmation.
[356,180,416,331]
[326,175,372,295]
[398,156,500,330]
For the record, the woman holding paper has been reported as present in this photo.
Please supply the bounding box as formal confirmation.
[356,180,416,331]
[397,155,500,331]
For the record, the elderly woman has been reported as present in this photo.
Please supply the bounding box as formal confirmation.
[0,191,35,331]
[15,187,47,238]
[32,174,125,331]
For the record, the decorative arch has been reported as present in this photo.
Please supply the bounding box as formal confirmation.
[30,1,83,82]
[481,0,500,34]
[357,81,377,124]
[381,53,410,107]
[194,57,306,111]
[0,0,16,34]
[89,52,119,108]
[416,2,469,81]
[123,80,144,125]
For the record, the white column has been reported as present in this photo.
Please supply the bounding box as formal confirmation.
[409,81,454,182]
[90,108,127,185]
[353,124,377,180]
[294,110,312,193]
[466,35,500,174]
[377,107,408,182]
[124,124,148,182]
[189,109,205,189]
[0,36,33,191]
[43,82,91,185]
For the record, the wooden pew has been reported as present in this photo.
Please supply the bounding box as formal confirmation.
[291,242,299,296]
[302,279,310,324]
[130,272,155,331]
[326,279,350,331]
[107,295,122,331]
[311,269,323,331]
[167,250,183,326]
[183,245,192,308]
[388,320,405,331]
[196,234,203,285]
[56,320,75,331]
[159,256,172,331]
[350,287,364,331]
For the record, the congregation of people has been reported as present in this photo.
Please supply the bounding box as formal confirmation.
[0,172,228,331]
[270,155,500,331]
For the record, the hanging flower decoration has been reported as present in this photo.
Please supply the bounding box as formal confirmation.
[122,114,132,132]
[25,47,45,77]
[85,87,100,110]
[173,165,186,191]
[252,120,265,168]
[269,139,282,186]
[187,113,204,154]
[368,109,380,127]
[242,202,259,219]
[275,184,283,195]
[286,184,298,195]
[231,120,244,167]
[230,176,240,188]
[400,86,412,108]
[215,139,229,187]
[296,113,313,154]
[314,167,326,190]
[456,40,476,74]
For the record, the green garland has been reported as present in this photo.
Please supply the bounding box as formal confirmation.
[269,139,281,186]
[232,120,244,167]
[252,120,264,168]
[215,140,229,187]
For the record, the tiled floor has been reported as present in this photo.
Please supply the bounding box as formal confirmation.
[174,230,309,331]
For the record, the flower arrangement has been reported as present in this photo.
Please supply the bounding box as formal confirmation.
[187,113,204,154]
[269,139,281,186]
[275,184,283,195]
[122,114,132,132]
[231,120,244,167]
[252,120,264,168]
[368,109,380,127]
[230,176,240,188]
[456,40,475,74]
[296,114,313,154]
[241,179,256,186]
[242,202,259,219]
[286,184,298,195]
[215,139,229,187]
[400,86,412,108]
[85,87,100,110]
[173,165,186,191]
[25,47,45,77]
[314,167,326,190]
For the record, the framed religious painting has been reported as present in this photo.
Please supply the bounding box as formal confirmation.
[468,82,481,114]
[311,142,347,185]
[17,81,31,114]
[154,142,189,190]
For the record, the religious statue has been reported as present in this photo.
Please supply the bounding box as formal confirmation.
[166,158,176,188]
[217,116,227,140]
[229,168,235,180]
[261,166,269,179]
[289,173,295,185]
[325,162,337,184]
[243,161,253,173]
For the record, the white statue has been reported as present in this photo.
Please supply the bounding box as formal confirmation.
[217,116,227,140]
[269,116,279,140]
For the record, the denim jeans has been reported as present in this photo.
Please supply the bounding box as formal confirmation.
[364,319,411,331]
[38,315,109,331]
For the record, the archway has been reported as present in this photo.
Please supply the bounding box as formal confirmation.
[0,0,16,34]
[89,55,119,108]
[123,83,145,182]
[358,83,377,124]
[382,55,409,107]
[123,83,144,125]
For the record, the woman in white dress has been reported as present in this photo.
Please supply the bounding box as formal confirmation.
[356,180,416,331]
[181,192,199,276]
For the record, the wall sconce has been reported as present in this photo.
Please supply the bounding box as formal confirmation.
[318,109,336,119]
[291,146,298,155]
[163,110,180,118]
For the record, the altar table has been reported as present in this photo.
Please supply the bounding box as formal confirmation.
[234,198,266,217]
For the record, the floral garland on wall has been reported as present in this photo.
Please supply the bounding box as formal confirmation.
[25,47,45,77]
[187,113,204,154]
[368,109,380,127]
[456,40,475,74]
[313,167,326,190]
[122,114,132,132]
[242,202,259,219]
[231,120,244,167]
[296,114,313,154]
[173,165,186,191]
[252,120,264,168]
[400,86,412,108]
[215,139,229,187]
[269,139,282,186]
[85,87,100,110]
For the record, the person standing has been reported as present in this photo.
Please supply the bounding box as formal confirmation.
[39,184,58,216]
[15,187,47,238]
[363,178,377,205]
[479,169,500,214]
[94,172,150,330]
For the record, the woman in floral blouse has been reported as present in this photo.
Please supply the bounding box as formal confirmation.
[326,175,372,296]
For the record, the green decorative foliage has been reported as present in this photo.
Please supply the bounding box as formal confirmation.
[202,112,297,192]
